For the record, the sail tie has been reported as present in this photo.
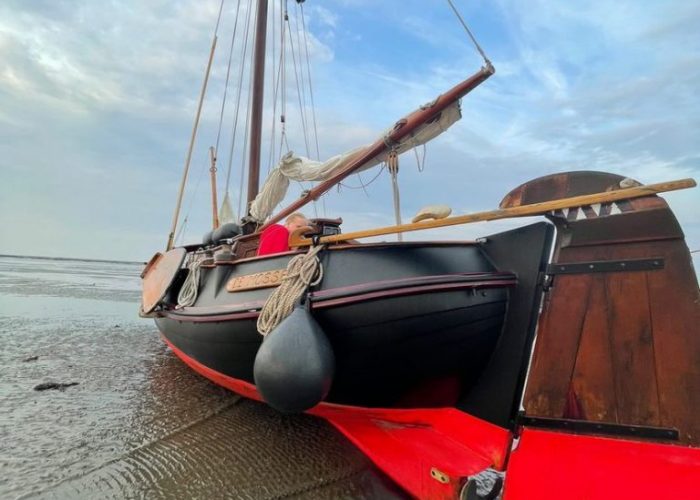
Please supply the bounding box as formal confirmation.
[387,151,403,242]
[257,244,325,336]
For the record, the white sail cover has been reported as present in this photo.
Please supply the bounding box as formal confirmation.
[249,101,462,222]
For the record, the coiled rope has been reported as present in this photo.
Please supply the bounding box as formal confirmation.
[177,254,206,308]
[257,244,325,336]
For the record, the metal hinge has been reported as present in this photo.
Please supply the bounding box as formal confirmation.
[517,413,679,441]
[546,257,664,275]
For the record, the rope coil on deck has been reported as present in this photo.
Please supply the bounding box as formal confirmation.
[257,244,325,336]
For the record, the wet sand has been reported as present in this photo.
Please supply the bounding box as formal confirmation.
[0,256,405,499]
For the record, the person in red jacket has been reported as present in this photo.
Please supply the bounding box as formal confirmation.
[257,213,311,256]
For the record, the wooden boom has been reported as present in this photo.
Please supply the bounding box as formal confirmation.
[289,178,696,247]
[263,62,495,229]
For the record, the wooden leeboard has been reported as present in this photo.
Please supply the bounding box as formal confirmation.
[141,248,187,314]
[524,238,700,445]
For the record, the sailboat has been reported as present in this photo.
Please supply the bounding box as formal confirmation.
[141,2,700,498]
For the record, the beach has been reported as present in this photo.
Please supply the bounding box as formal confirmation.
[0,255,404,499]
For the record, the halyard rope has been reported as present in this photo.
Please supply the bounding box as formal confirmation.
[257,244,325,336]
[446,0,491,65]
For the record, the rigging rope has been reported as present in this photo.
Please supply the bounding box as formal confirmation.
[387,151,403,242]
[265,0,279,174]
[176,154,210,245]
[225,0,254,197]
[338,165,386,191]
[280,0,289,155]
[213,0,226,35]
[299,2,325,217]
[177,253,206,307]
[446,0,491,65]
[286,7,311,157]
[257,244,325,336]
[214,0,244,160]
[299,3,321,162]
[237,26,257,219]
[414,144,427,172]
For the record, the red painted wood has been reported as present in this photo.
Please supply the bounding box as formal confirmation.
[503,429,700,500]
[161,336,512,500]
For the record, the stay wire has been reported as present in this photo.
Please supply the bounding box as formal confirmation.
[446,0,491,65]
[266,0,279,174]
[224,0,254,191]
[285,9,311,157]
[300,3,321,161]
[237,5,258,219]
[214,0,243,159]
[225,0,254,195]
[293,5,311,156]
[176,154,209,245]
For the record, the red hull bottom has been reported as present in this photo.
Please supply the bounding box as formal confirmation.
[163,336,511,499]
[164,337,700,499]
[503,428,700,500]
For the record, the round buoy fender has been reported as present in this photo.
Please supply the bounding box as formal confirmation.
[253,305,335,413]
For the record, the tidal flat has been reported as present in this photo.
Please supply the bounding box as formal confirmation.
[0,255,404,499]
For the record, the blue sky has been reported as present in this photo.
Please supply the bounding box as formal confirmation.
[0,0,698,267]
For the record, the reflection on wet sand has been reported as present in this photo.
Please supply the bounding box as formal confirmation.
[1,257,405,499]
[33,350,404,499]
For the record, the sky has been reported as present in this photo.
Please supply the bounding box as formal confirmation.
[0,0,698,268]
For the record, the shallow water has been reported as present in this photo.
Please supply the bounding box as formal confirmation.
[0,255,404,499]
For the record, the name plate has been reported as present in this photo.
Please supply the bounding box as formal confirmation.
[226,269,286,292]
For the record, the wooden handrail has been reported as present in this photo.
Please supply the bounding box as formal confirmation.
[289,178,696,247]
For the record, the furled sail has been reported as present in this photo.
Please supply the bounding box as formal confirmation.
[249,101,462,223]
[218,192,236,225]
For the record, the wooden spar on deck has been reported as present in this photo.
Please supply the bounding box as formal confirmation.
[261,62,496,230]
[289,178,697,246]
[246,0,269,210]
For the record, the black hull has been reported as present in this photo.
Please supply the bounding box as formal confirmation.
[153,223,554,414]
[157,289,507,406]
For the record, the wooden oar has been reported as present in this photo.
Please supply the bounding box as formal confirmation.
[289,178,696,247]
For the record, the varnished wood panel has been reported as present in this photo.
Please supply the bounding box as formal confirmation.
[605,271,660,426]
[570,275,617,423]
[525,236,700,444]
[646,241,700,444]
[523,274,593,417]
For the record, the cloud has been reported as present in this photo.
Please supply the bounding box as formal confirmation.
[0,0,698,263]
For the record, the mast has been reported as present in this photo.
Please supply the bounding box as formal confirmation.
[246,0,269,211]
